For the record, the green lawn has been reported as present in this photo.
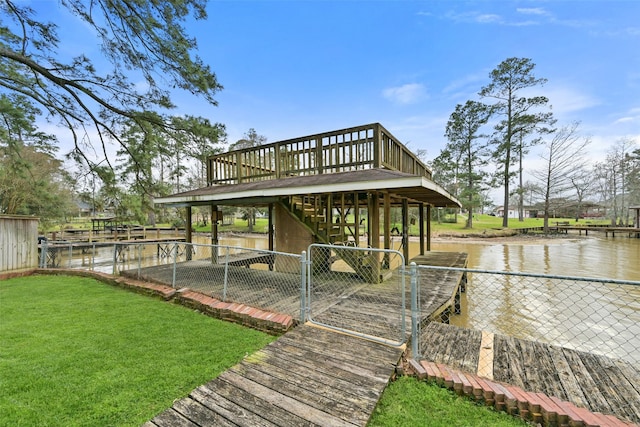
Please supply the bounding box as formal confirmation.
[369,376,528,427]
[0,275,275,427]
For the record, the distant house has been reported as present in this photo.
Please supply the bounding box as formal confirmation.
[494,206,535,219]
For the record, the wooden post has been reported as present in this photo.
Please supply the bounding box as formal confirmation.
[419,202,425,256]
[185,206,193,261]
[353,192,360,247]
[402,198,409,265]
[211,204,218,264]
[426,205,432,251]
[383,192,391,268]
[268,203,274,251]
[368,192,381,283]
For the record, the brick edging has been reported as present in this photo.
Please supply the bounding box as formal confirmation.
[11,269,296,336]
[406,358,636,427]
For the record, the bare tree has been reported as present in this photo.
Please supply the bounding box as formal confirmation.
[531,122,590,232]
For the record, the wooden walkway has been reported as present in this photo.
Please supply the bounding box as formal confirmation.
[144,325,404,427]
[416,322,640,425]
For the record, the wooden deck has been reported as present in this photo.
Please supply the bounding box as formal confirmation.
[144,324,404,427]
[417,322,640,425]
[137,250,639,426]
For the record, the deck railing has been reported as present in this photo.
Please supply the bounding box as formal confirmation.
[207,123,432,185]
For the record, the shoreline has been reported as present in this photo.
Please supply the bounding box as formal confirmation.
[215,230,589,245]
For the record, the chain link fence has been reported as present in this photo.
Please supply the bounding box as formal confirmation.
[307,243,407,346]
[413,265,640,368]
[37,241,640,367]
[38,241,304,319]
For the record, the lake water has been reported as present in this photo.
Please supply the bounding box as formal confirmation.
[209,233,640,362]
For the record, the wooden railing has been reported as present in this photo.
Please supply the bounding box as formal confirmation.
[207,123,432,185]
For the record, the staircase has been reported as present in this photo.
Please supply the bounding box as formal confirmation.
[281,195,385,283]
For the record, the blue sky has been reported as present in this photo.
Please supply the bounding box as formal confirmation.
[41,0,639,183]
[171,0,639,165]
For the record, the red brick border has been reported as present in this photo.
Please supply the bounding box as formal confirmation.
[406,358,637,427]
[4,269,296,336]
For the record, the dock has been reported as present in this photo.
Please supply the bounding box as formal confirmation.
[145,325,404,427]
[125,248,640,426]
[414,322,640,425]
[39,238,186,267]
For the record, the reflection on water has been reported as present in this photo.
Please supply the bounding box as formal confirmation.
[430,236,640,281]
[430,236,640,363]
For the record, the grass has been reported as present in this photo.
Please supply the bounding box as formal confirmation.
[0,275,533,426]
[0,275,276,427]
[369,376,528,427]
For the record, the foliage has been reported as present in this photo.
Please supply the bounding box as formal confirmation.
[0,93,74,224]
[0,0,221,177]
[0,275,275,426]
[369,376,528,427]
[438,100,492,228]
[479,57,554,227]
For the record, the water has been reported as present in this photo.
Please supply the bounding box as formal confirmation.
[55,232,640,361]
[430,236,640,281]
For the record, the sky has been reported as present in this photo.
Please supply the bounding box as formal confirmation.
[176,0,640,162]
[40,1,640,197]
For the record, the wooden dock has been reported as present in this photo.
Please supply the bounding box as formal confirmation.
[144,325,404,427]
[415,322,640,425]
[135,249,640,426]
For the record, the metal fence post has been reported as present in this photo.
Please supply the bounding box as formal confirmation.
[137,244,142,279]
[410,262,419,360]
[112,244,118,275]
[39,241,47,268]
[300,251,307,324]
[171,243,178,288]
[222,246,230,301]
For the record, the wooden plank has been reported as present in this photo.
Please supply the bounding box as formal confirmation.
[172,396,237,427]
[264,339,397,383]
[218,370,359,426]
[251,347,386,402]
[562,349,614,415]
[548,346,590,408]
[191,384,282,427]
[576,352,634,417]
[492,335,527,389]
[230,361,374,425]
[519,340,566,400]
[149,408,200,427]
[477,331,494,379]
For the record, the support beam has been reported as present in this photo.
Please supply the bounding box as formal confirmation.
[368,192,381,283]
[268,203,274,251]
[402,198,409,265]
[426,205,432,251]
[185,206,193,261]
[419,202,425,256]
[211,204,219,264]
[383,192,391,268]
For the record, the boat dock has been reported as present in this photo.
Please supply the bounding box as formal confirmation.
[138,249,638,426]
[413,322,640,425]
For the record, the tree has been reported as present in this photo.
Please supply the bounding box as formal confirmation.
[0,93,73,226]
[479,57,554,227]
[440,100,491,228]
[0,1,221,177]
[531,122,590,232]
[231,128,268,232]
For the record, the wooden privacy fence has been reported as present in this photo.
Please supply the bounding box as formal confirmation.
[0,215,39,274]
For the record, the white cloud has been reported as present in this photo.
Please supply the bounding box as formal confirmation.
[516,8,550,17]
[543,85,600,115]
[382,83,427,105]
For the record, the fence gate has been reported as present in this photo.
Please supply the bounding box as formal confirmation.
[306,243,407,347]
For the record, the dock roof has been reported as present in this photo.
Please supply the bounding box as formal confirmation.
[154,168,460,208]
